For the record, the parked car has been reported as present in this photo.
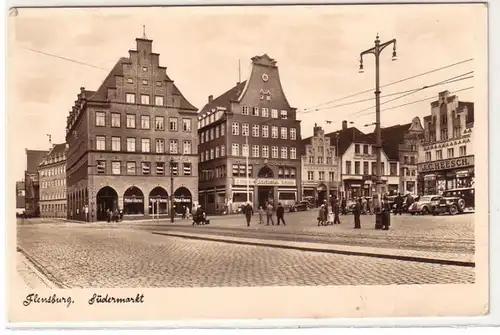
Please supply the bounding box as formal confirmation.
[408,195,442,215]
[433,187,475,215]
[289,200,310,212]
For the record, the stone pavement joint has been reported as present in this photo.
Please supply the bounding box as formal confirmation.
[16,246,70,289]
[152,231,475,268]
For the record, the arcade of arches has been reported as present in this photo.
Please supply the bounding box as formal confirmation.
[68,185,194,221]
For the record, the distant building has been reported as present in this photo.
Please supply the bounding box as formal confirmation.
[24,149,49,217]
[39,143,68,218]
[417,91,474,195]
[300,123,341,205]
[65,36,198,222]
[16,180,25,210]
[197,54,302,213]
[326,120,400,199]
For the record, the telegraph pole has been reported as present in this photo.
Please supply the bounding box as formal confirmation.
[359,34,397,228]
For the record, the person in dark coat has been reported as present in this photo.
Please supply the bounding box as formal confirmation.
[341,197,347,215]
[382,195,391,230]
[244,202,253,227]
[276,203,286,226]
[333,196,341,224]
[353,198,361,229]
[395,193,403,215]
[318,204,326,226]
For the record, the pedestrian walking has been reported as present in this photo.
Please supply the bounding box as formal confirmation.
[266,202,275,226]
[318,204,326,226]
[276,203,286,226]
[244,202,253,227]
[382,195,391,230]
[106,208,111,223]
[258,206,265,224]
[341,197,347,215]
[353,198,361,229]
[333,196,341,224]
[395,193,403,215]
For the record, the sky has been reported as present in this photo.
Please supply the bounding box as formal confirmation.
[7,4,487,181]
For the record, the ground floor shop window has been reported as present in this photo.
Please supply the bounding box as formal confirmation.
[149,186,169,215]
[123,186,144,215]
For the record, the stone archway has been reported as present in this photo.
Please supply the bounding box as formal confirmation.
[123,186,145,215]
[257,166,274,178]
[149,186,169,215]
[96,186,118,221]
[173,187,192,215]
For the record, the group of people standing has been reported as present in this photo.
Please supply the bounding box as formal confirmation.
[242,201,287,227]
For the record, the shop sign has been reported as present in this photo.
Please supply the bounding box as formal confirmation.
[174,197,191,203]
[124,197,143,204]
[417,155,474,173]
[150,198,168,203]
[233,178,296,186]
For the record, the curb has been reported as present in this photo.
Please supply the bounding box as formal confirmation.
[16,246,69,289]
[152,232,475,268]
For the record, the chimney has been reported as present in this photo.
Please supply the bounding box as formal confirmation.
[342,120,348,130]
[208,95,213,103]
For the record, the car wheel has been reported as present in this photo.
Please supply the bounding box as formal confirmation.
[457,199,466,211]
[422,207,429,215]
[449,205,459,215]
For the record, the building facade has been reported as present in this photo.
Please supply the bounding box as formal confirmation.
[417,91,474,195]
[24,149,49,217]
[327,121,400,200]
[198,54,302,213]
[65,37,198,222]
[39,143,68,218]
[397,117,424,195]
[300,124,340,205]
[16,180,25,210]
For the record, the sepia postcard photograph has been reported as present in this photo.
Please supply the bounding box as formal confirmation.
[6,1,489,325]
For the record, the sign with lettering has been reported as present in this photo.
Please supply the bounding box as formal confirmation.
[150,198,168,203]
[417,155,474,173]
[124,197,143,203]
[174,197,191,203]
[233,178,296,186]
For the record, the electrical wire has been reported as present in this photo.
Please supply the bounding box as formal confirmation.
[302,58,474,111]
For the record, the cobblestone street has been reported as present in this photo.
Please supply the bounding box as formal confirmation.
[17,222,474,288]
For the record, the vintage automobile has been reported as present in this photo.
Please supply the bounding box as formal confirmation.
[289,200,311,212]
[433,187,475,215]
[408,195,442,215]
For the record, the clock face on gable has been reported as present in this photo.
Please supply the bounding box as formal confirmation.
[262,73,269,82]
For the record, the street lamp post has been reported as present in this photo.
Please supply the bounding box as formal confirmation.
[169,157,175,223]
[359,34,397,228]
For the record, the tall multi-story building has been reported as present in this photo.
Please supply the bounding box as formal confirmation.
[24,149,49,217]
[65,37,198,222]
[197,54,302,213]
[300,123,340,205]
[39,143,68,218]
[326,121,400,200]
[417,90,474,195]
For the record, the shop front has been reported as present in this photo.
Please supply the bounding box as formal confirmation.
[417,155,475,195]
[232,177,297,210]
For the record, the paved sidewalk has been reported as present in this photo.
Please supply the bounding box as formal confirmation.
[153,231,474,267]
[16,251,56,289]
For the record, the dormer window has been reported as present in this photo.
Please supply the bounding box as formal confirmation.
[242,106,249,115]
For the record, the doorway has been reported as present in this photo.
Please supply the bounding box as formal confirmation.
[258,186,273,208]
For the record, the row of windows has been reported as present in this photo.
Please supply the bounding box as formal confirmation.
[424,146,467,162]
[425,126,463,142]
[199,165,227,182]
[123,93,172,106]
[230,123,297,140]
[401,168,417,177]
[306,171,336,182]
[39,166,65,177]
[345,161,398,176]
[96,160,192,176]
[200,145,225,161]
[96,112,192,132]
[231,144,297,160]
[307,156,334,164]
[94,136,192,154]
[403,156,417,165]
[200,124,226,143]
[200,165,297,182]
[241,107,288,119]
[40,179,66,189]
[41,192,66,200]
[41,204,67,212]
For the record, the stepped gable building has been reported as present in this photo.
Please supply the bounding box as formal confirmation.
[24,149,49,217]
[417,90,474,195]
[39,143,68,218]
[65,37,198,222]
[299,123,340,206]
[16,180,25,210]
[198,54,302,213]
[325,120,400,199]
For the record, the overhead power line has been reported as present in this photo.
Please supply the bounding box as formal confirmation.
[302,58,474,111]
[304,73,473,115]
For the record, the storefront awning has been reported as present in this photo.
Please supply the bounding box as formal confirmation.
[424,174,436,181]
